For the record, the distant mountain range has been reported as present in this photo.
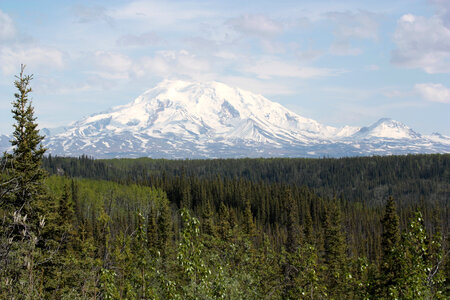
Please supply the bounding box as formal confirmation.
[1,80,450,158]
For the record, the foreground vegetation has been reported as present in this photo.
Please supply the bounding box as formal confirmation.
[0,67,448,299]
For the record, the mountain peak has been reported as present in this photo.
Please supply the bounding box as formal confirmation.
[355,118,421,139]
[12,80,449,158]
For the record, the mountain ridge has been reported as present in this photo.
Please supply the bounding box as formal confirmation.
[2,80,450,158]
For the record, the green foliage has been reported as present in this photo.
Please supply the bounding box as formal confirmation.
[398,212,431,298]
[1,77,448,299]
[177,208,213,298]
[157,194,172,257]
[379,196,402,297]
[0,66,62,299]
[291,244,326,299]
[322,203,350,298]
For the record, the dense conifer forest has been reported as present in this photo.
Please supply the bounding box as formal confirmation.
[1,67,449,298]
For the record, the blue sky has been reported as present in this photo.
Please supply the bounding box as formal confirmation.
[0,0,449,135]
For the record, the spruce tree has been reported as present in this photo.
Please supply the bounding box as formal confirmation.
[0,65,57,298]
[379,196,402,297]
[217,202,230,240]
[201,198,216,237]
[146,206,158,251]
[285,187,300,254]
[243,196,256,237]
[6,65,47,225]
[282,187,302,298]
[157,195,172,257]
[322,203,349,298]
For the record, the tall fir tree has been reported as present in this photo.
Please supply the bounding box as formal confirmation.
[282,187,302,298]
[0,65,59,298]
[322,203,349,298]
[146,206,158,251]
[243,195,256,237]
[157,195,172,257]
[201,197,216,237]
[217,202,230,240]
[6,65,47,226]
[379,196,402,297]
[284,187,300,254]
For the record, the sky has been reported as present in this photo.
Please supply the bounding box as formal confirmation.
[0,0,449,135]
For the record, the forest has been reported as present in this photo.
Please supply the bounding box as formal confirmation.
[0,68,448,299]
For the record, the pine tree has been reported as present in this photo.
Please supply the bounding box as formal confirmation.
[285,187,300,254]
[201,198,216,237]
[146,206,158,251]
[157,195,172,257]
[322,203,349,298]
[379,196,402,297]
[217,202,230,240]
[243,194,256,237]
[282,187,302,298]
[304,207,314,244]
[6,64,47,226]
[58,184,75,248]
[0,65,58,298]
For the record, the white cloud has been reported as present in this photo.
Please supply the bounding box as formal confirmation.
[87,50,213,83]
[329,42,362,56]
[429,0,450,26]
[327,10,379,56]
[0,10,16,40]
[72,5,114,25]
[240,57,339,79]
[327,10,379,40]
[0,47,65,75]
[116,31,161,47]
[94,51,133,73]
[227,14,283,37]
[392,14,450,73]
[220,76,296,96]
[382,88,410,98]
[110,0,214,26]
[141,50,212,78]
[89,51,139,81]
[0,10,65,76]
[415,83,450,103]
[295,48,323,62]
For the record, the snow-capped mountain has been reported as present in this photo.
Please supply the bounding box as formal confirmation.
[352,118,421,140]
[2,80,450,158]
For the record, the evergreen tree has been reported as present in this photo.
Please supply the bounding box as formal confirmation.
[379,196,402,297]
[146,206,158,250]
[217,202,230,240]
[0,65,57,298]
[57,184,75,249]
[45,183,77,296]
[157,195,172,257]
[285,187,300,254]
[282,187,302,298]
[201,197,216,237]
[5,65,47,227]
[322,203,349,298]
[304,208,314,244]
[243,195,256,237]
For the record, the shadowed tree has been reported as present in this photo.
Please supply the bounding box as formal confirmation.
[379,196,402,297]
